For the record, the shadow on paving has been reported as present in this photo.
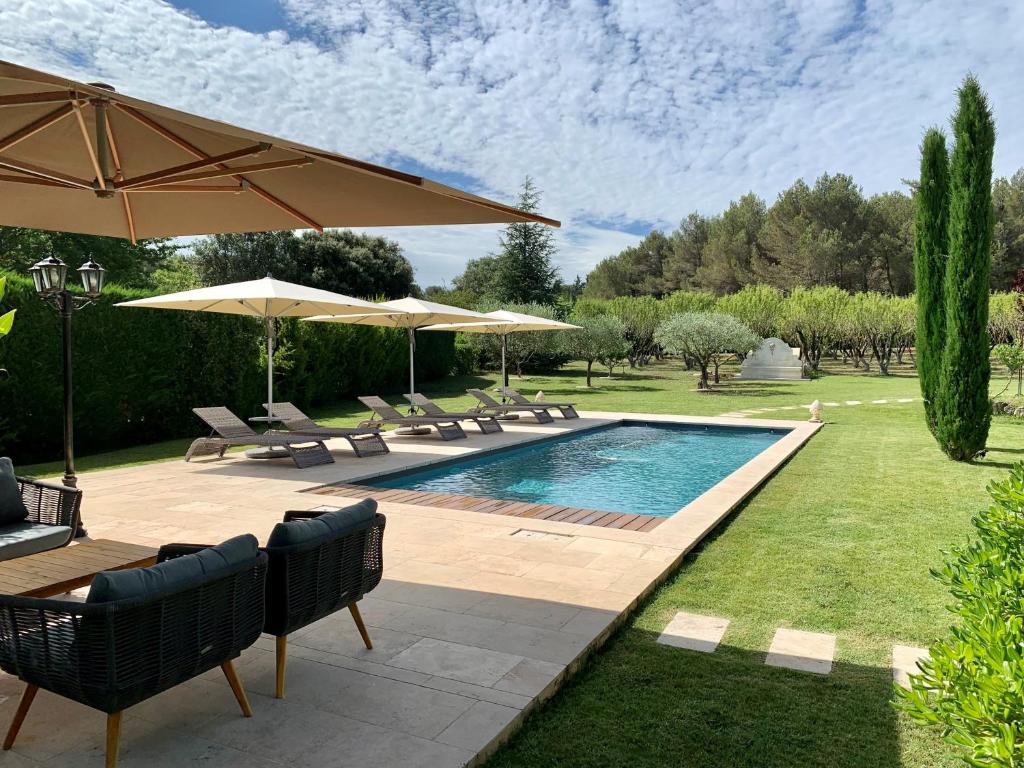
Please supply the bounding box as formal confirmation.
[485,634,913,768]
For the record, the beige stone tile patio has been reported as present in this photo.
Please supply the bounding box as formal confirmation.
[0,410,817,767]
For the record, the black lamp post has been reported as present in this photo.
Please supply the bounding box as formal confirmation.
[28,255,106,538]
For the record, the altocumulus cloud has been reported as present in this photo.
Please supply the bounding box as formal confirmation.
[2,0,1023,285]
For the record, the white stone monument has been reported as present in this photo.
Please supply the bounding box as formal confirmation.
[736,337,805,380]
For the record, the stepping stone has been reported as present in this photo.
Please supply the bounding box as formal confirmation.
[822,402,840,407]
[778,405,798,410]
[657,612,729,653]
[897,398,914,403]
[892,644,929,689]
[872,399,889,404]
[845,400,862,405]
[765,628,836,674]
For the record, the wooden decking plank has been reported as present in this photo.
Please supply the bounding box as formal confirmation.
[623,515,654,531]
[604,514,640,530]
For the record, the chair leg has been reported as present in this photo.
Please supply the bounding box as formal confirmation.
[275,636,287,699]
[349,602,373,649]
[3,684,38,750]
[105,712,122,768]
[221,661,253,717]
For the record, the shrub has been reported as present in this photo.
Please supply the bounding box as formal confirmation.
[896,463,1024,767]
[0,274,454,463]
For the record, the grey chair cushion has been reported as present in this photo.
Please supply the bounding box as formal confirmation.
[0,458,28,526]
[0,521,72,561]
[87,533,259,603]
[267,499,377,549]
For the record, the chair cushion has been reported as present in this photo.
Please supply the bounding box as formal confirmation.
[0,458,28,526]
[267,499,377,549]
[86,533,259,603]
[0,521,72,561]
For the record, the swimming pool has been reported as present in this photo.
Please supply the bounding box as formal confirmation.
[370,422,789,517]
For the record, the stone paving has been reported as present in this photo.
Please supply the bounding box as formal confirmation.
[656,612,729,652]
[0,410,817,768]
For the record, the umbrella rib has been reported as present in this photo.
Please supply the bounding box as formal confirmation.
[0,173,72,188]
[112,103,324,232]
[117,143,272,189]
[0,156,91,189]
[71,101,105,192]
[0,90,75,108]
[122,158,312,190]
[0,102,74,153]
[104,111,136,244]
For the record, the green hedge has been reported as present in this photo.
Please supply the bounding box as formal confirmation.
[0,274,454,463]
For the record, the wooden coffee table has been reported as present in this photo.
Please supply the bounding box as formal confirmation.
[0,539,159,597]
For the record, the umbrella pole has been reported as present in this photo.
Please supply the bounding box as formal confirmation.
[408,327,416,412]
[501,334,509,394]
[266,316,275,420]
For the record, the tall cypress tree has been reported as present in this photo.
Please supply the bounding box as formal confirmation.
[935,76,995,460]
[913,129,949,433]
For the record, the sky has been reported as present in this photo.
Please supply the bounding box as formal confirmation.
[3,0,1024,287]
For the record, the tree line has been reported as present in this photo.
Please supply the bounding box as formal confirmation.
[583,169,1024,300]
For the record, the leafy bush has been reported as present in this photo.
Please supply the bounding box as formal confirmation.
[896,462,1024,766]
[0,274,454,463]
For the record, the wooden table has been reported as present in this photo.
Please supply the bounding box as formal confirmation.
[0,539,159,597]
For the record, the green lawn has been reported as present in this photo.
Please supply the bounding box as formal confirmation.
[19,360,1023,766]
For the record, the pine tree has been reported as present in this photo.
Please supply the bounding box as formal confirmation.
[935,76,995,460]
[913,129,949,432]
[493,178,560,304]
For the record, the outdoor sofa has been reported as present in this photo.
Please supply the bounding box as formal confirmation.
[466,388,556,423]
[186,406,335,468]
[264,402,390,457]
[403,393,504,434]
[501,387,579,419]
[357,396,467,440]
[0,534,267,768]
[0,457,81,561]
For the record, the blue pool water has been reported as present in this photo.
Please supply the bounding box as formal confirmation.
[372,423,788,517]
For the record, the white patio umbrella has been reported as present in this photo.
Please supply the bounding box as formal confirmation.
[117,276,399,419]
[305,297,492,404]
[421,310,580,389]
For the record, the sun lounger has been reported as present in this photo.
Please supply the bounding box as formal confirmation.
[186,407,334,468]
[357,396,467,440]
[501,387,579,419]
[403,393,504,434]
[466,388,555,424]
[263,402,390,457]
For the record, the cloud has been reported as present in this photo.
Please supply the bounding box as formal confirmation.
[2,0,1023,284]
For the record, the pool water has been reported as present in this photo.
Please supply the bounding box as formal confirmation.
[372,422,787,517]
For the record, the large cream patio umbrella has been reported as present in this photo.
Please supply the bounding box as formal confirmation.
[305,297,492,407]
[422,310,580,390]
[0,60,559,239]
[117,277,400,420]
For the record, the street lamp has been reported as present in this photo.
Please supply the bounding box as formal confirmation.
[28,255,106,538]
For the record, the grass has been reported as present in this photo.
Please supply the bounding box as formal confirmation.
[18,359,1024,766]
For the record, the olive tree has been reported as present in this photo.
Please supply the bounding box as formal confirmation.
[607,296,661,366]
[563,315,629,387]
[655,312,760,390]
[993,343,1024,396]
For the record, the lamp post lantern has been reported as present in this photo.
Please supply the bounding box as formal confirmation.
[28,255,106,538]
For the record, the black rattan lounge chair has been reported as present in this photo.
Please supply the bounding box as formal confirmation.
[263,402,390,457]
[403,393,503,434]
[186,406,334,468]
[0,469,81,561]
[263,500,385,698]
[0,534,267,768]
[357,396,466,440]
[466,388,555,423]
[501,387,579,419]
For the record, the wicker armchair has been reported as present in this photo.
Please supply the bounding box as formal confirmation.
[0,477,82,560]
[264,501,385,698]
[0,542,267,768]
